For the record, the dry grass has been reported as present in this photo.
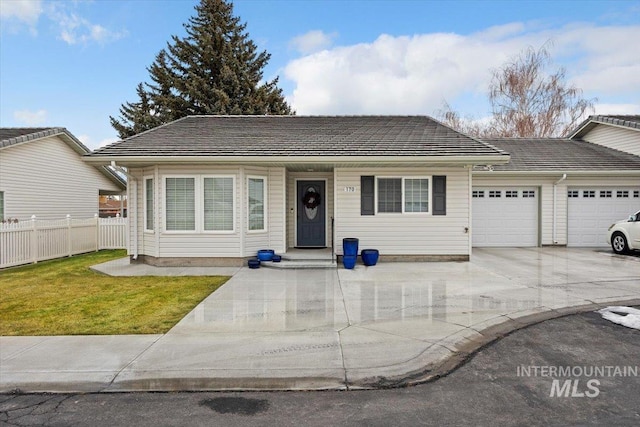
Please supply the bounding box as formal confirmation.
[0,250,229,335]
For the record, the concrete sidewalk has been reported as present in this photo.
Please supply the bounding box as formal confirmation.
[1,248,639,393]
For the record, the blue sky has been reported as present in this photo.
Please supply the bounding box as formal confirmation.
[1,0,639,148]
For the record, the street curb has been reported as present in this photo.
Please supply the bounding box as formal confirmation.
[353,298,640,390]
[5,299,639,394]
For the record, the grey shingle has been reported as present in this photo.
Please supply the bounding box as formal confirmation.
[484,138,640,171]
[88,115,507,158]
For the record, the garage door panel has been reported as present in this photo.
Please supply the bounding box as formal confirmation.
[568,187,640,247]
[473,187,538,247]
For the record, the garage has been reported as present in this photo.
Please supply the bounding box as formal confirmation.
[567,187,640,247]
[472,187,539,247]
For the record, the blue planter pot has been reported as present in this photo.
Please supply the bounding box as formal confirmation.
[343,238,359,256]
[248,259,261,269]
[361,249,379,266]
[342,255,357,269]
[272,254,282,262]
[257,249,274,261]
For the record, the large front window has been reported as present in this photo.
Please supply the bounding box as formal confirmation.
[248,177,266,231]
[204,177,234,231]
[165,177,196,231]
[164,176,235,232]
[377,177,430,214]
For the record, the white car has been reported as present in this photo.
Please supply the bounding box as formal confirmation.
[607,210,640,254]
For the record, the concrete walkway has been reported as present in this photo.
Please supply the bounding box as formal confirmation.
[1,248,639,393]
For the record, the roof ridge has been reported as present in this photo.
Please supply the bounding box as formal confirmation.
[1,127,65,148]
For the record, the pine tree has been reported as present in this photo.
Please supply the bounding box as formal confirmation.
[109,83,162,139]
[110,0,293,139]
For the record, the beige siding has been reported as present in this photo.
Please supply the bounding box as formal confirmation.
[335,167,470,255]
[0,136,121,220]
[128,165,286,259]
[582,125,640,156]
[286,172,335,249]
[473,174,640,246]
[128,168,157,257]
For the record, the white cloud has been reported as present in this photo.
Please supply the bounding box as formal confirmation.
[284,22,640,116]
[0,0,42,34]
[48,4,127,45]
[593,103,640,115]
[1,1,127,44]
[13,109,48,125]
[77,134,119,150]
[289,30,338,55]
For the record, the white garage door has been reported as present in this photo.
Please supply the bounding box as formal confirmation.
[568,188,640,247]
[472,187,539,247]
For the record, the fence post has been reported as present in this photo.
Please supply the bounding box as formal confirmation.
[67,214,72,257]
[95,213,100,252]
[31,215,37,264]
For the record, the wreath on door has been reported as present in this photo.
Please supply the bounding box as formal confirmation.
[302,189,321,209]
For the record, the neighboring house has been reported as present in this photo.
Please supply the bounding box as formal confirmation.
[99,195,128,218]
[473,138,640,248]
[85,115,640,266]
[569,115,640,157]
[0,128,126,221]
[86,115,510,265]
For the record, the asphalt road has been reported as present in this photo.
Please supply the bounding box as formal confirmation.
[1,309,639,427]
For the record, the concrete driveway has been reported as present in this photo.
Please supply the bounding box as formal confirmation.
[1,247,639,392]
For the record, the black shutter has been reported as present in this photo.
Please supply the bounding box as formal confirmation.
[433,176,446,215]
[361,176,375,215]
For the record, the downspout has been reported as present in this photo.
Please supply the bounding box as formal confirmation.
[553,173,567,245]
[468,165,473,257]
[111,162,138,260]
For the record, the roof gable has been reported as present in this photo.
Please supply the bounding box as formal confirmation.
[1,127,91,155]
[88,115,507,160]
[569,115,640,139]
[1,127,126,189]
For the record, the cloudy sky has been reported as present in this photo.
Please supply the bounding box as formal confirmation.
[1,0,639,148]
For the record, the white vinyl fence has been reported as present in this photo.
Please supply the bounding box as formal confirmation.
[0,215,128,269]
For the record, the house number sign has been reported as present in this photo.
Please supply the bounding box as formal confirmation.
[343,186,357,192]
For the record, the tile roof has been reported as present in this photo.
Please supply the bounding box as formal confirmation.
[484,138,640,171]
[88,115,507,158]
[569,115,640,138]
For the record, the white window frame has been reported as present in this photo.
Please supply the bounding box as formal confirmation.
[202,175,236,234]
[143,176,154,233]
[247,175,267,233]
[163,175,198,234]
[375,176,432,215]
[163,175,237,234]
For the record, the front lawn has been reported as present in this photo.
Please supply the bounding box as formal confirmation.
[0,250,229,336]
